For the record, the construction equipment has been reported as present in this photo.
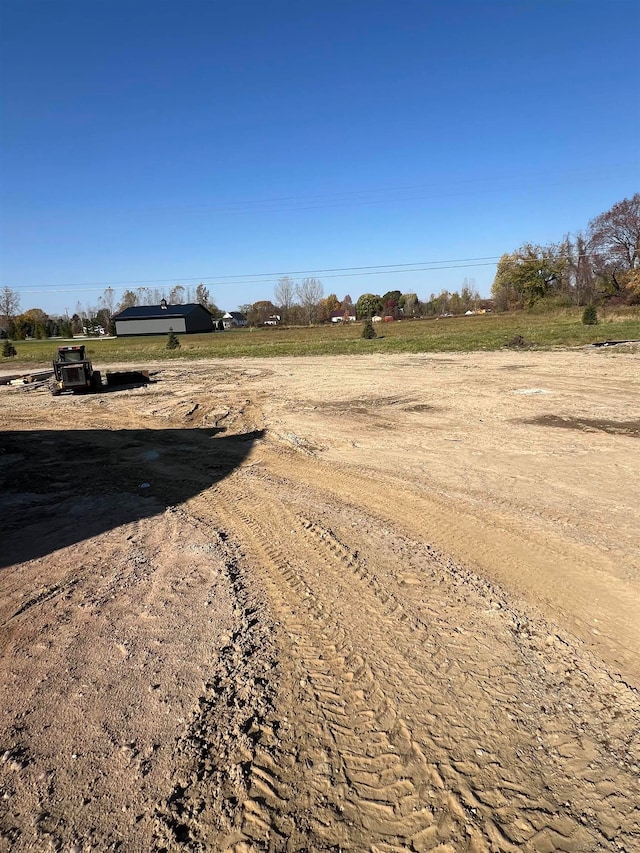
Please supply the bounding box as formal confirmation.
[50,345,102,396]
[49,345,151,396]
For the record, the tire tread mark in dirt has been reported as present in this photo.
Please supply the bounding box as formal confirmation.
[291,492,640,852]
[208,488,449,850]
[150,508,280,852]
[206,468,638,852]
[9,579,80,621]
[293,514,579,851]
[251,450,640,680]
[208,483,511,851]
[303,519,640,812]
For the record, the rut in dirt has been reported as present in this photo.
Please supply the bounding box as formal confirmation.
[168,456,640,852]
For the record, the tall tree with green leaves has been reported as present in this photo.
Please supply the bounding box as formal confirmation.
[355,293,382,319]
[491,244,567,310]
[249,300,279,325]
[15,308,49,339]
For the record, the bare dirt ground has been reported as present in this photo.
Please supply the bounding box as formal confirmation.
[1,349,639,853]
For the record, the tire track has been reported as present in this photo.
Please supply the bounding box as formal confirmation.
[258,445,640,686]
[8,578,80,621]
[207,487,445,849]
[146,512,279,852]
[194,462,640,852]
[293,512,639,851]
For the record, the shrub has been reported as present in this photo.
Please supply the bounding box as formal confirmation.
[528,293,574,313]
[361,319,377,339]
[2,339,17,357]
[506,334,527,348]
[166,328,181,350]
[582,304,598,325]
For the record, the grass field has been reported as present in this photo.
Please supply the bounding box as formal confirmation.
[3,307,640,366]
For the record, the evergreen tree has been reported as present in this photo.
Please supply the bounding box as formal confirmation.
[166,328,181,349]
[361,319,377,339]
[2,339,17,357]
[582,304,598,325]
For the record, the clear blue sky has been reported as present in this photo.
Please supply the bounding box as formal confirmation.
[1,0,639,316]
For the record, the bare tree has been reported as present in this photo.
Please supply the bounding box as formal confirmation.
[169,284,186,304]
[196,283,211,307]
[400,292,419,316]
[0,286,20,333]
[560,234,595,306]
[136,286,154,306]
[274,276,296,323]
[588,193,640,296]
[99,287,116,316]
[296,277,324,324]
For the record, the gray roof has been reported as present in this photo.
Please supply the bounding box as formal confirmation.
[113,303,213,320]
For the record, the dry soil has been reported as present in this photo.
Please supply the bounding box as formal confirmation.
[1,349,639,852]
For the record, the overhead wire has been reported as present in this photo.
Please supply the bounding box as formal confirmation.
[4,161,634,297]
[8,252,597,296]
[23,162,633,218]
[9,255,503,292]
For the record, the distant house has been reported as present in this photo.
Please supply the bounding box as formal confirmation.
[113,302,215,336]
[222,311,248,329]
[330,309,357,323]
[263,315,281,326]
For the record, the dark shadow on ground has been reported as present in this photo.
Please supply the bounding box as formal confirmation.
[0,427,264,568]
[520,415,640,438]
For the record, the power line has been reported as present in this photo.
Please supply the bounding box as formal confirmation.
[7,252,597,296]
[11,263,499,295]
[8,255,503,292]
[6,255,501,293]
[15,163,635,219]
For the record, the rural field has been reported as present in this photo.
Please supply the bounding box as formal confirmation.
[6,306,640,364]
[1,340,639,851]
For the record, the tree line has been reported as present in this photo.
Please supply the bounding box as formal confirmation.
[240,277,485,327]
[0,282,223,340]
[0,275,486,340]
[491,193,640,310]
[2,193,637,340]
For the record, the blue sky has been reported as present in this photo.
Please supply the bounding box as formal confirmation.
[1,0,639,315]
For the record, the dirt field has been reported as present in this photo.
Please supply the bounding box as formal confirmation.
[1,349,639,852]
